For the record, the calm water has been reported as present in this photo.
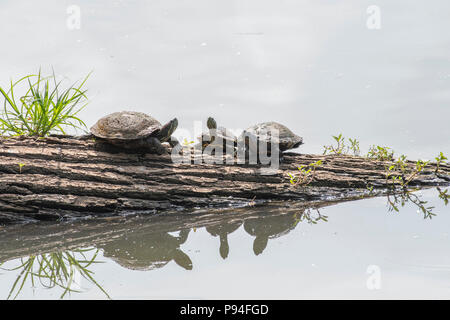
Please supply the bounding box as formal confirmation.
[0,188,449,299]
[0,0,449,299]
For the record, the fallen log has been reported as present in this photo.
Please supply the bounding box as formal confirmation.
[0,136,449,224]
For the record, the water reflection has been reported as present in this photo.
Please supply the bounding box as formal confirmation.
[0,187,447,299]
[244,213,297,255]
[206,221,242,259]
[386,187,449,219]
[0,248,109,299]
[101,229,193,271]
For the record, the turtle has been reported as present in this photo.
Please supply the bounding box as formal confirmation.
[196,117,237,154]
[238,121,303,157]
[90,111,180,154]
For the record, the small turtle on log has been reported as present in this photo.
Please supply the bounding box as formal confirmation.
[90,111,179,154]
[238,121,303,156]
[196,117,237,153]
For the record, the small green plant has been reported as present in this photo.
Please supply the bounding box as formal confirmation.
[348,138,360,156]
[403,159,429,187]
[383,155,430,190]
[386,190,436,219]
[289,160,323,186]
[288,172,297,185]
[182,138,195,146]
[366,184,374,194]
[323,134,360,156]
[384,155,405,187]
[437,187,449,205]
[18,163,25,173]
[323,133,345,155]
[366,145,395,161]
[385,163,398,186]
[0,69,90,137]
[435,152,447,173]
[395,155,408,172]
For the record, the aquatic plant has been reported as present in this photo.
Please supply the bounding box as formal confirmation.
[386,189,438,219]
[366,184,375,194]
[0,69,90,137]
[436,187,449,205]
[348,138,360,156]
[366,145,395,161]
[435,152,447,174]
[406,160,430,185]
[323,134,360,156]
[1,248,109,299]
[17,163,25,174]
[182,138,195,146]
[384,155,432,191]
[289,160,323,186]
[323,133,345,155]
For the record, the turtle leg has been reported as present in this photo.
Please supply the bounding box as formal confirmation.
[146,136,167,155]
[169,136,183,154]
[169,136,180,148]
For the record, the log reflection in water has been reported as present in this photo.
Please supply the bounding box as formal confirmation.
[0,188,447,298]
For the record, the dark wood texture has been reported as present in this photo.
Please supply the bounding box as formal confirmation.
[0,136,448,224]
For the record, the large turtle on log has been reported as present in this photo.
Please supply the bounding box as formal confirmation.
[90,111,180,154]
[238,121,303,156]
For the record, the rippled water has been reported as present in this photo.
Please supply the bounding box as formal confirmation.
[0,0,449,299]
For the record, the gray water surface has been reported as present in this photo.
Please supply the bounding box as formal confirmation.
[0,0,449,299]
[0,189,449,299]
[1,0,449,158]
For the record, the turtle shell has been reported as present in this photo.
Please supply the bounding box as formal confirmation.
[90,111,162,140]
[240,121,303,151]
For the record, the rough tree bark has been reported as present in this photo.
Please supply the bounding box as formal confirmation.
[0,136,448,224]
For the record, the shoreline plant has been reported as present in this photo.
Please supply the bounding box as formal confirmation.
[0,69,90,137]
[323,133,360,156]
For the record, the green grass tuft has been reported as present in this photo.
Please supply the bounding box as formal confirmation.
[0,69,91,137]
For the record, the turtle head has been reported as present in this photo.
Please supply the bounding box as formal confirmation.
[207,117,217,130]
[157,118,178,142]
[292,136,304,149]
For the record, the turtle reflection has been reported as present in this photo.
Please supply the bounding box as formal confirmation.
[244,212,300,256]
[206,220,243,259]
[101,229,192,271]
